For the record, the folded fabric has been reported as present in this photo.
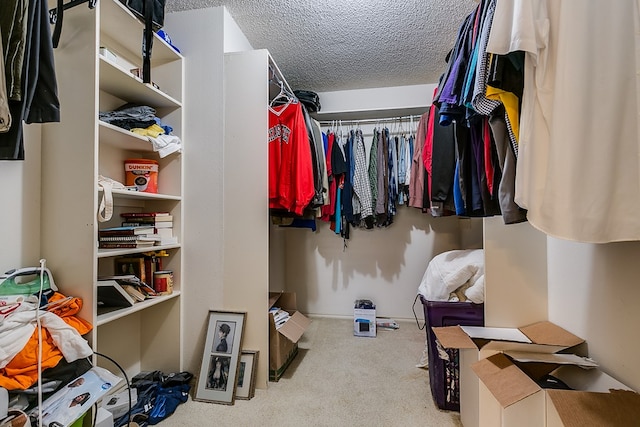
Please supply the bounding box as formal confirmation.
[131,123,166,138]
[146,134,182,158]
[417,249,485,303]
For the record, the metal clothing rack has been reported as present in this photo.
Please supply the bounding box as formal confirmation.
[49,0,97,48]
[317,114,423,128]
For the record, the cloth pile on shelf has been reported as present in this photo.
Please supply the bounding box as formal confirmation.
[99,104,182,158]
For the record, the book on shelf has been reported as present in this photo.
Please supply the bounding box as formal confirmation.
[99,226,155,236]
[121,214,173,222]
[99,241,156,249]
[122,221,173,229]
[154,228,173,238]
[120,212,170,218]
[97,280,135,307]
[121,284,146,302]
[99,235,140,242]
[98,274,157,298]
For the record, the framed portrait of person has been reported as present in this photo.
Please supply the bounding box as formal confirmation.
[194,310,246,404]
[235,350,259,400]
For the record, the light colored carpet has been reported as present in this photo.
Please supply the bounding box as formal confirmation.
[160,317,462,427]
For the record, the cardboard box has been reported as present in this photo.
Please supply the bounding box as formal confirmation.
[354,300,376,337]
[473,353,640,427]
[433,321,585,427]
[545,365,640,427]
[269,292,311,381]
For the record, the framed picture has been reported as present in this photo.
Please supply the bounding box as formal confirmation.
[235,350,259,400]
[194,311,246,404]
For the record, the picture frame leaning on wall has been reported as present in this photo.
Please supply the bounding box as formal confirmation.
[194,310,246,405]
[235,350,259,400]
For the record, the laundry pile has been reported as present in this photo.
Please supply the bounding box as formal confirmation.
[99,104,182,158]
[417,249,485,304]
[0,268,94,418]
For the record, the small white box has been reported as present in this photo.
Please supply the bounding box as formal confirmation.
[101,388,137,419]
[354,300,376,337]
[95,407,114,427]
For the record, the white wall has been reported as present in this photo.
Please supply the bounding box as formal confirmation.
[282,211,481,320]
[547,239,640,391]
[0,125,42,271]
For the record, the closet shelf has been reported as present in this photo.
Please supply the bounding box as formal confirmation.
[99,57,182,108]
[100,0,182,65]
[96,291,181,326]
[99,120,153,151]
[98,188,182,201]
[97,243,181,258]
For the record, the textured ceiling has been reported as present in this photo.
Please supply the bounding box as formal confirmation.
[166,0,477,93]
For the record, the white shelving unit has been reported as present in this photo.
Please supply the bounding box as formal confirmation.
[41,0,184,378]
[223,49,279,389]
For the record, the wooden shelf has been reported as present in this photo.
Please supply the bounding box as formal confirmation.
[97,243,181,258]
[97,291,181,326]
[100,0,182,66]
[99,120,153,151]
[99,57,181,109]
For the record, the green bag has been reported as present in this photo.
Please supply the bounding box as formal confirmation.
[0,267,58,297]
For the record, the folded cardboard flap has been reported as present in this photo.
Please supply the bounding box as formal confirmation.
[269,291,297,312]
[433,321,584,353]
[519,321,584,348]
[432,325,478,349]
[278,311,311,343]
[472,353,542,408]
[546,389,640,427]
[505,351,598,368]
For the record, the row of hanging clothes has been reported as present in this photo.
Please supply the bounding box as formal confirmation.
[268,71,428,243]
[426,0,527,225]
[0,0,67,160]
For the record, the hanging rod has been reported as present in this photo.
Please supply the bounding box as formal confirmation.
[49,0,97,48]
[317,114,423,126]
[49,0,96,24]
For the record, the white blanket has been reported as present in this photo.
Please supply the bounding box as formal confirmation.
[417,249,485,303]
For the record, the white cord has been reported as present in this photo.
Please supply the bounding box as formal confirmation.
[37,259,46,426]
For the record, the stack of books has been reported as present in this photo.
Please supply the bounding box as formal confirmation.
[97,274,158,310]
[120,212,178,245]
[98,226,157,249]
[269,306,291,330]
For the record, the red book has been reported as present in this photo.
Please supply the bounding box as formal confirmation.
[99,241,156,249]
[120,212,170,218]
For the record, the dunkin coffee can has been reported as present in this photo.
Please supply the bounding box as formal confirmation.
[153,270,173,295]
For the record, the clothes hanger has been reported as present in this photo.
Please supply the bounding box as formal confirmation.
[269,81,288,107]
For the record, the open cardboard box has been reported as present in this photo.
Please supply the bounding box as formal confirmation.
[268,292,311,381]
[432,321,584,427]
[474,353,640,427]
[545,365,640,427]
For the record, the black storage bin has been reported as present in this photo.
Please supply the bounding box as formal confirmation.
[420,295,484,411]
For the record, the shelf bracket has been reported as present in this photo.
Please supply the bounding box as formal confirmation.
[49,0,98,48]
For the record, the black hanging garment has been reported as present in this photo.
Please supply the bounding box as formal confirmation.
[0,0,60,160]
[121,0,166,83]
[294,90,321,113]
